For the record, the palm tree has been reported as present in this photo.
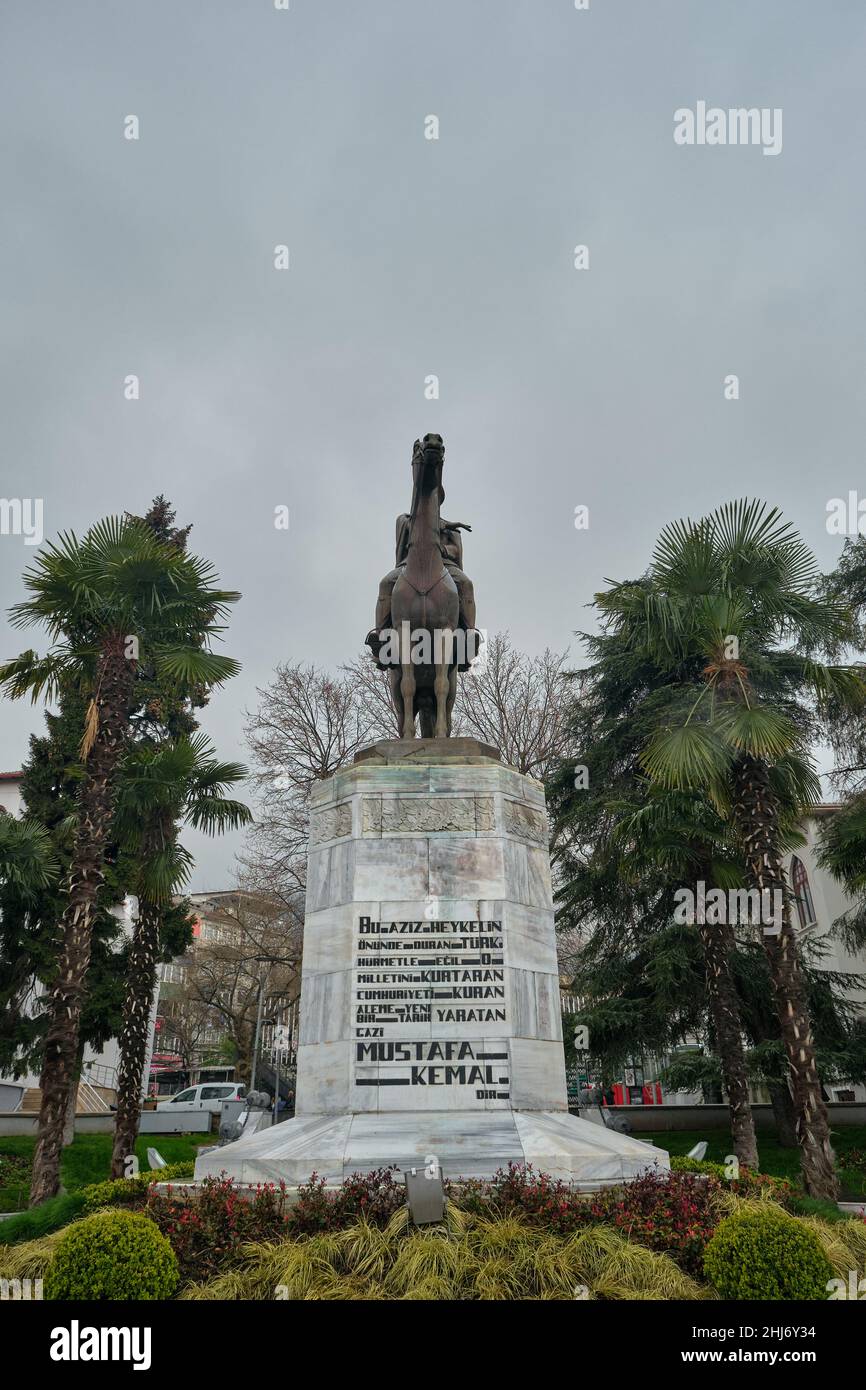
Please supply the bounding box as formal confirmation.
[611,788,760,1170]
[0,816,58,896]
[0,517,240,1204]
[607,500,864,1198]
[549,617,760,1168]
[108,734,251,1175]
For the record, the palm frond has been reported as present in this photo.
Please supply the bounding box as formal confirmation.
[186,795,252,835]
[641,723,731,792]
[712,704,798,759]
[154,648,241,687]
[137,843,195,900]
[0,815,59,893]
[0,650,71,704]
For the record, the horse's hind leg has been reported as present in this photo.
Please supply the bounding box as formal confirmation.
[446,665,457,736]
[389,668,404,736]
[434,660,449,739]
[400,662,416,738]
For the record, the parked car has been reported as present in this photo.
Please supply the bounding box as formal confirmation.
[156,1082,246,1115]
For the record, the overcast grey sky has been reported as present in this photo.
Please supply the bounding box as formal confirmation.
[2,1,865,888]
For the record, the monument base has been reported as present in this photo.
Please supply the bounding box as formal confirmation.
[194,1109,668,1191]
[204,741,672,1195]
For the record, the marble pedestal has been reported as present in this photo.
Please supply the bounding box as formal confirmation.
[195,740,668,1189]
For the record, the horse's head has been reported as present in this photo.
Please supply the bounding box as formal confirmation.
[411,433,445,504]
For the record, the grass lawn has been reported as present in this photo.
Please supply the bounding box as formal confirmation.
[643,1125,866,1196]
[0,1132,218,1212]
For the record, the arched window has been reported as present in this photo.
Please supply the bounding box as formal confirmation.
[791,857,816,930]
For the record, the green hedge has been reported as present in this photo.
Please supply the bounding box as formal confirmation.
[669,1155,790,1194]
[704,1206,834,1300]
[81,1162,195,1214]
[0,1162,195,1245]
[669,1155,730,1180]
[45,1210,179,1301]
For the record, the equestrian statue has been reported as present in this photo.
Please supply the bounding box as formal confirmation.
[365,434,479,738]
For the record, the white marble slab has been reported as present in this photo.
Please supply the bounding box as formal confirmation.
[196,1109,668,1188]
[218,750,672,1190]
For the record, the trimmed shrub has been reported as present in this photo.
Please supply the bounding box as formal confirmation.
[81,1161,195,1214]
[0,1163,195,1245]
[703,1205,834,1301]
[669,1155,795,1202]
[44,1210,179,1301]
[670,1155,730,1181]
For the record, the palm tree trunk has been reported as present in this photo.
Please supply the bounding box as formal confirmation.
[697,916,759,1170]
[732,754,838,1199]
[62,1040,86,1148]
[111,899,161,1178]
[29,640,132,1206]
[768,1079,799,1148]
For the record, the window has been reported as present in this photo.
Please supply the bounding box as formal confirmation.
[201,1085,234,1099]
[157,963,187,986]
[172,1088,195,1104]
[790,857,817,930]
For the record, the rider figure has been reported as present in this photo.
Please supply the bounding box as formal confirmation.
[366,455,477,670]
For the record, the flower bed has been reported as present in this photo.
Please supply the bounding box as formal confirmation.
[3,1161,864,1300]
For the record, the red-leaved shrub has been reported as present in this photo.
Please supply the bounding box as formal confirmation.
[147,1177,289,1281]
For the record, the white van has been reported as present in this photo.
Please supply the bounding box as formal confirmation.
[156,1082,246,1115]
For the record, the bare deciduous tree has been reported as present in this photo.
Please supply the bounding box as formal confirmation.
[239,664,393,907]
[175,894,302,1086]
[240,641,575,904]
[453,633,574,780]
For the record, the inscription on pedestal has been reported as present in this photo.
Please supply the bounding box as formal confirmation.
[353,915,510,1101]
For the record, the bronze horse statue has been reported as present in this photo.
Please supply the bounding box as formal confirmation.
[368,434,476,738]
[390,434,459,737]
